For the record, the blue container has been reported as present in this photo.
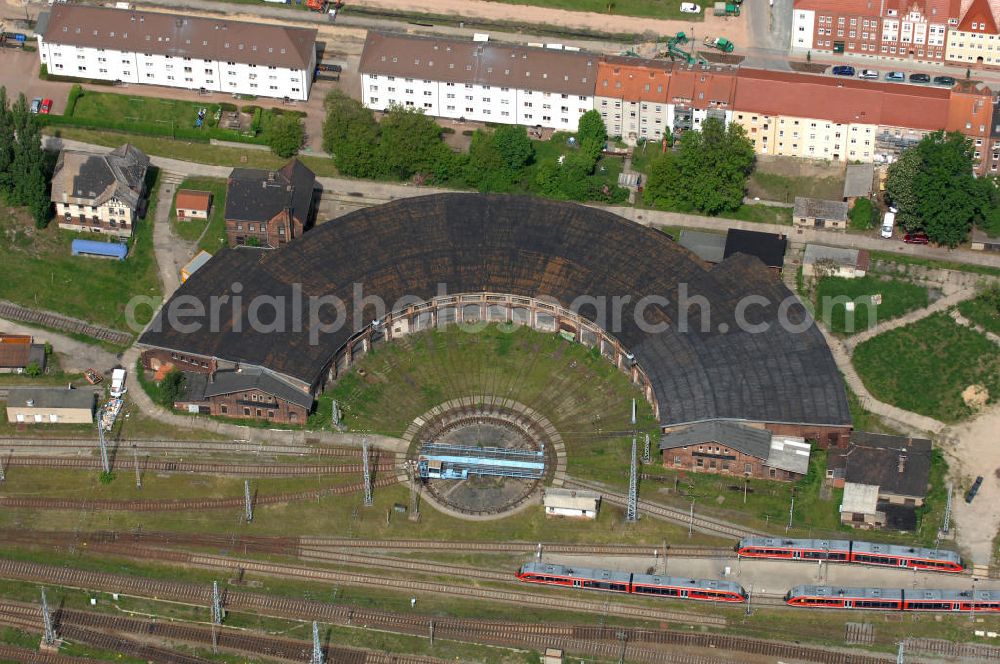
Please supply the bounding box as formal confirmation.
[71,239,128,261]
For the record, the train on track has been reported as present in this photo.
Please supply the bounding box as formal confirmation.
[786,585,1000,611]
[737,537,964,573]
[516,562,747,603]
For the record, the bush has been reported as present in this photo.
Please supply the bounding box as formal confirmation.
[219,102,237,112]
[241,104,260,114]
[441,126,456,135]
[158,369,186,407]
[848,197,877,231]
[24,362,41,377]
[63,84,84,116]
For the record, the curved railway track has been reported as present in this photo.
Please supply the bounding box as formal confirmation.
[4,456,396,476]
[0,476,399,511]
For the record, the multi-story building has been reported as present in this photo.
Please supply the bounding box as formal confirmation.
[359,32,597,131]
[791,0,959,63]
[224,159,316,248]
[594,57,736,144]
[50,143,149,237]
[36,5,316,100]
[945,0,1000,67]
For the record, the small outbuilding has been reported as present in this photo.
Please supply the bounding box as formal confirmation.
[842,164,874,203]
[678,230,727,264]
[0,334,46,374]
[71,238,128,261]
[5,387,95,424]
[175,189,212,220]
[543,487,601,519]
[180,250,213,283]
[971,228,1000,252]
[802,244,870,279]
[793,197,849,230]
[840,481,884,529]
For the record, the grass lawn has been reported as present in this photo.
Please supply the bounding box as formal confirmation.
[169,176,229,254]
[44,127,339,178]
[747,170,844,204]
[957,288,1000,336]
[853,312,1000,422]
[71,89,227,133]
[721,203,793,226]
[814,275,929,335]
[467,0,699,19]
[0,168,162,332]
[868,251,1000,279]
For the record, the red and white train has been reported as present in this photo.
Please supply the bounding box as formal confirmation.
[517,562,747,603]
[737,537,964,573]
[786,585,1000,612]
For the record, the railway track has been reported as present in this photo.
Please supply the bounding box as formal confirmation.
[4,456,395,476]
[0,301,132,345]
[562,478,760,539]
[0,438,373,457]
[0,476,399,511]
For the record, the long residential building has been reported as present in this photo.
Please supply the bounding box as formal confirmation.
[36,5,317,100]
[359,32,597,131]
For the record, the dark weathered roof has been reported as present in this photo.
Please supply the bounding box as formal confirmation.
[5,387,95,410]
[677,230,726,263]
[203,368,313,409]
[359,32,598,97]
[659,420,772,459]
[843,164,874,199]
[793,197,849,221]
[225,159,315,224]
[42,5,316,70]
[830,432,933,498]
[723,229,787,269]
[51,144,148,209]
[140,194,851,428]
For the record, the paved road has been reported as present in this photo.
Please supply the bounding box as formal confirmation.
[0,316,122,374]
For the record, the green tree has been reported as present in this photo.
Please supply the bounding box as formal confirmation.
[577,109,608,147]
[267,114,303,158]
[9,94,50,227]
[321,90,382,178]
[644,118,754,215]
[492,125,534,171]
[848,198,877,230]
[24,361,41,377]
[377,105,453,181]
[887,131,990,246]
[465,129,513,192]
[158,369,186,407]
[0,87,14,200]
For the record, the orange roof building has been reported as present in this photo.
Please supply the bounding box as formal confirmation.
[947,0,1000,67]
[175,189,212,220]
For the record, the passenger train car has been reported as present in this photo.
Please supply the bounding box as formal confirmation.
[517,562,747,603]
[737,537,963,572]
[786,585,1000,612]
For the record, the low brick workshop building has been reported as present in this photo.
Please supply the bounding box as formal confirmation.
[177,368,312,424]
[0,334,46,374]
[224,159,316,248]
[660,420,812,481]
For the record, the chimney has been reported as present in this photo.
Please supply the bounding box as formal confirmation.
[897,452,906,474]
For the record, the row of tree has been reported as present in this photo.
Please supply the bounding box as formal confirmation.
[0,87,50,228]
[886,131,1000,247]
[642,118,755,215]
[321,92,626,202]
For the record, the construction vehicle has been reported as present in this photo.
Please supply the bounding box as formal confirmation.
[704,36,735,53]
[713,2,740,15]
[661,32,707,65]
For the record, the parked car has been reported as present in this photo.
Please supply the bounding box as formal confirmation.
[903,231,929,244]
[831,65,856,77]
[965,476,984,504]
[881,209,896,239]
[680,2,702,13]
[885,71,905,82]
[909,73,931,83]
[40,99,52,114]
[933,75,957,87]
[858,69,879,80]
[29,97,41,114]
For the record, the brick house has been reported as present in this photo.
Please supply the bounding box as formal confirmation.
[224,159,316,248]
[51,143,149,237]
[0,334,47,374]
[176,368,312,425]
[659,420,812,481]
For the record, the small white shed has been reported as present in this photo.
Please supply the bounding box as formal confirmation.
[543,488,601,519]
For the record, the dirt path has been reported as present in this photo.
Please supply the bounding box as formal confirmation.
[942,404,1000,567]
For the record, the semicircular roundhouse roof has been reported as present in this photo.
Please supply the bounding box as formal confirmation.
[140,193,850,428]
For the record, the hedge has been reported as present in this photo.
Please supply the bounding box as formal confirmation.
[40,113,268,145]
[63,84,84,116]
[219,102,238,112]
[39,65,115,87]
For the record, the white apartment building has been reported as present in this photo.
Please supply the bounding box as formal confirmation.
[359,32,596,131]
[36,6,316,101]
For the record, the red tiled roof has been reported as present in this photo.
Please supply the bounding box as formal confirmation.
[792,0,881,15]
[957,0,999,31]
[946,83,994,136]
[734,69,950,129]
[596,58,672,103]
[175,189,211,212]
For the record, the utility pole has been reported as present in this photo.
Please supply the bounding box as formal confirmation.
[97,408,110,474]
[132,444,141,489]
[896,640,905,664]
[310,621,324,664]
[688,500,694,538]
[786,495,795,533]
[244,480,253,523]
[941,483,953,535]
[211,580,224,625]
[745,583,753,616]
[642,432,651,464]
[362,435,373,507]
[625,435,638,523]
[40,588,56,646]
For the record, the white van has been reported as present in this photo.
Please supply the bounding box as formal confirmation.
[110,368,127,398]
[881,208,896,239]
